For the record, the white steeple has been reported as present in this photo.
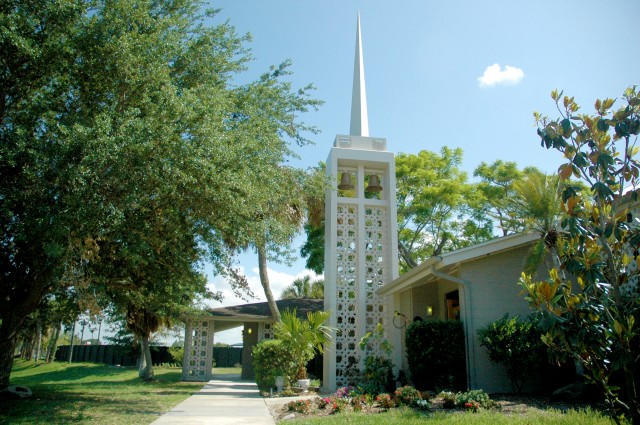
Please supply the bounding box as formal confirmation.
[350,12,369,137]
[324,14,399,391]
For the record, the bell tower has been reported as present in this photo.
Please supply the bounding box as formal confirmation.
[323,13,399,390]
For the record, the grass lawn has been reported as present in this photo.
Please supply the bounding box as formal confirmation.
[282,407,620,425]
[0,360,240,424]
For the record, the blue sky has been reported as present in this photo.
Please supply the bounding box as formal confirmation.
[204,0,640,343]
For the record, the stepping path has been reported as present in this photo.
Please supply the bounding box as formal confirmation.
[152,374,275,425]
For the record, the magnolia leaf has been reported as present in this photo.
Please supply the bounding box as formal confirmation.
[561,118,572,136]
[613,320,623,336]
[597,118,609,132]
[604,222,613,238]
[558,163,573,180]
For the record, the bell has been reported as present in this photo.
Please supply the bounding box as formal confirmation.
[366,174,382,193]
[338,172,354,190]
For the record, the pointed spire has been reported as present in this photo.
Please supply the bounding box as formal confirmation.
[350,12,369,137]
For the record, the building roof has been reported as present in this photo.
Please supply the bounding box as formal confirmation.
[378,232,540,296]
[206,298,324,322]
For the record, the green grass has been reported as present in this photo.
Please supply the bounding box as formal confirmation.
[0,360,235,424]
[211,367,242,375]
[284,407,620,425]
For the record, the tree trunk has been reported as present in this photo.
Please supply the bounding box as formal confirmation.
[68,320,76,363]
[623,364,640,425]
[398,242,418,269]
[257,244,281,322]
[46,323,61,363]
[21,336,34,360]
[0,314,23,389]
[138,335,154,381]
[34,318,42,363]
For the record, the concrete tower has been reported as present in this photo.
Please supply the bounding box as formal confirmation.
[323,14,399,391]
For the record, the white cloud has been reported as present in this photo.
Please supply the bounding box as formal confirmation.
[478,63,524,87]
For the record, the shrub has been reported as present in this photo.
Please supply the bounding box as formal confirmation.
[318,397,331,409]
[360,354,395,394]
[375,393,395,410]
[334,386,354,398]
[477,314,546,393]
[415,399,430,411]
[464,401,480,412]
[405,320,466,391]
[439,391,457,409]
[252,339,295,391]
[455,389,494,409]
[351,396,364,412]
[286,399,312,414]
[167,346,183,366]
[394,385,422,406]
[329,396,349,413]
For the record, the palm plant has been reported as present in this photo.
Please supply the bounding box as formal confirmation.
[507,171,565,274]
[274,308,332,380]
[280,276,324,299]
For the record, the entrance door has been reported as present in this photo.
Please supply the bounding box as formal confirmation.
[446,290,460,321]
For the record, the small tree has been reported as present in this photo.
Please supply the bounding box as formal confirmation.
[477,314,546,393]
[522,87,640,423]
[274,309,332,380]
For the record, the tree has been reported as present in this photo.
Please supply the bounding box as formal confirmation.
[521,87,640,423]
[300,224,325,274]
[248,160,325,322]
[280,275,324,299]
[250,167,309,323]
[396,148,493,271]
[0,0,319,388]
[299,163,327,275]
[474,160,531,236]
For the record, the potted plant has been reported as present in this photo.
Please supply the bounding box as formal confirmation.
[274,308,332,392]
[274,369,285,393]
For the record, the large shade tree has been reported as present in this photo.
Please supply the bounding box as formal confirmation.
[0,0,319,387]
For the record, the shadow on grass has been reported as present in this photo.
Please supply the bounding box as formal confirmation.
[2,362,201,424]
[0,393,172,424]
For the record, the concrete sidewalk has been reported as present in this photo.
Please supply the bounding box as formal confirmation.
[152,374,275,425]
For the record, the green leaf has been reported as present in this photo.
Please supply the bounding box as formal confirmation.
[597,118,609,132]
[592,182,615,199]
[604,222,613,238]
[561,118,572,136]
